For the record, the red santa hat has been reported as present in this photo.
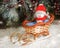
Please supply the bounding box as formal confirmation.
[36,4,46,12]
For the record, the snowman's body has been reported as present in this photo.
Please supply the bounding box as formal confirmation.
[34,11,47,22]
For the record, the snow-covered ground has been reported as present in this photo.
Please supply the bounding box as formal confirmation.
[0,20,60,48]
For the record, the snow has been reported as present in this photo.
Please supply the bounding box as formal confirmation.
[0,20,60,48]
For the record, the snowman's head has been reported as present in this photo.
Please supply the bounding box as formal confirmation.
[35,11,46,18]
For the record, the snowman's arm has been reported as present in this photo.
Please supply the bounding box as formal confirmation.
[46,14,50,19]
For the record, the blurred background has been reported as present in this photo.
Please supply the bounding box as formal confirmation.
[0,0,60,28]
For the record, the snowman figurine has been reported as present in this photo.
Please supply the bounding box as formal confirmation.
[26,4,50,26]
[34,4,50,23]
